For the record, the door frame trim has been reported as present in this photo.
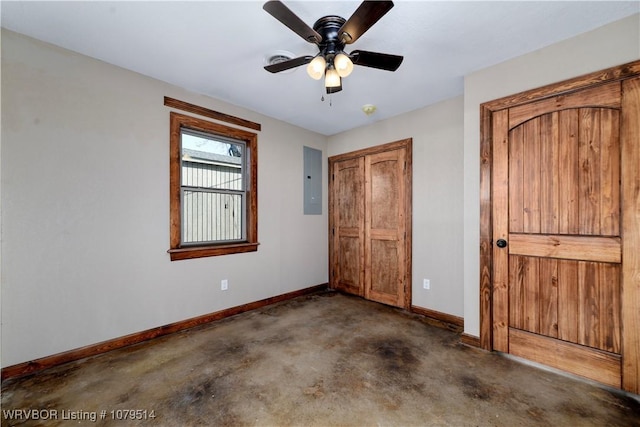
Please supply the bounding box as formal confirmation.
[329,138,413,310]
[479,60,640,392]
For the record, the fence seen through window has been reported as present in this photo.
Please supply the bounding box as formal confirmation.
[180,130,245,244]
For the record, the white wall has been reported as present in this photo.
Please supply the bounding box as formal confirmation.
[463,14,640,337]
[328,96,465,317]
[0,30,328,367]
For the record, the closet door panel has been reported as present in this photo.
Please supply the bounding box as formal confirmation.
[330,157,365,296]
[365,148,407,308]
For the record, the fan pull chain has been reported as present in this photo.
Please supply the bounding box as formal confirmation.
[319,82,332,106]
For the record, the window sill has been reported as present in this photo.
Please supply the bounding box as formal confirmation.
[168,242,259,261]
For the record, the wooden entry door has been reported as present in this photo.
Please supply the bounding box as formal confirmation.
[329,139,412,309]
[483,63,640,393]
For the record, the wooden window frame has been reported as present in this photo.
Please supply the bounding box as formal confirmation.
[168,112,258,261]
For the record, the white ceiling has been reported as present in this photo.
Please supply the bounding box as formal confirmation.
[2,1,638,135]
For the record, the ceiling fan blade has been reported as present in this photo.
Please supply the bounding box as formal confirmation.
[339,1,394,44]
[264,55,314,73]
[350,50,403,71]
[263,1,322,44]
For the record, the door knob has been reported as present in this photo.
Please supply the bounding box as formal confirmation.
[496,239,508,248]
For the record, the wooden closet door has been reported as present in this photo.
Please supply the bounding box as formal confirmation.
[364,148,407,308]
[491,79,640,389]
[330,157,365,296]
[329,139,412,309]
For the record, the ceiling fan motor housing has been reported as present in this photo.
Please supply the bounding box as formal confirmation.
[313,16,347,61]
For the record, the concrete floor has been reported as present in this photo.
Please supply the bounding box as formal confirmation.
[2,291,639,426]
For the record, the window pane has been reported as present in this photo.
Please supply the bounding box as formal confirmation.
[181,161,242,190]
[182,190,243,243]
[181,132,243,189]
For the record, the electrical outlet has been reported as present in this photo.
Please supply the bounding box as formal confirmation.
[221,279,228,291]
[423,279,430,290]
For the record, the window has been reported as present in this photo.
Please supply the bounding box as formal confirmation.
[168,112,258,260]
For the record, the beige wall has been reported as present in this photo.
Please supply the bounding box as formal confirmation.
[463,13,640,337]
[328,96,465,317]
[0,30,329,367]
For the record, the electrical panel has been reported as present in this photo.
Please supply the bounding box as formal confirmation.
[303,146,322,215]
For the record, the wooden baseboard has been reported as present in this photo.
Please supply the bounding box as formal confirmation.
[410,305,464,333]
[1,284,328,382]
[460,333,481,348]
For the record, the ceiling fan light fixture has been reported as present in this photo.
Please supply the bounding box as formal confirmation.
[264,1,403,96]
[325,66,341,88]
[306,55,326,80]
[334,52,354,78]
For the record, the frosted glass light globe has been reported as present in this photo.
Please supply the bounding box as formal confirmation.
[325,68,341,87]
[334,53,354,78]
[306,56,326,80]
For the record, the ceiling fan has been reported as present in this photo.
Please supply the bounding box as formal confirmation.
[263,0,403,94]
